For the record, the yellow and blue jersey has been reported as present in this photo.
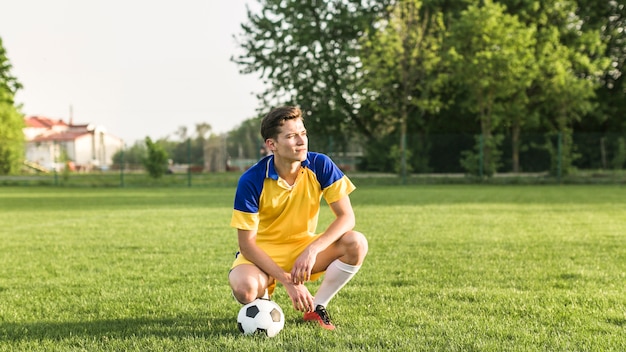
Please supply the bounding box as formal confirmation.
[230,152,355,248]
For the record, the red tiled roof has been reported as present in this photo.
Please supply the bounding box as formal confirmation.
[25,116,68,128]
[31,130,91,142]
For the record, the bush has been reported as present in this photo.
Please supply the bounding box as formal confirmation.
[143,137,169,179]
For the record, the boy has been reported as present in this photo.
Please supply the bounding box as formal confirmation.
[229,106,368,330]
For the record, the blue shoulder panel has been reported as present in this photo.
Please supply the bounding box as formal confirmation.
[233,156,271,213]
[306,152,345,189]
[233,153,344,213]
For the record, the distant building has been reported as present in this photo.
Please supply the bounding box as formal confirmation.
[23,116,124,172]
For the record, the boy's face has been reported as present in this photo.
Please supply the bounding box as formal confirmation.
[267,118,308,162]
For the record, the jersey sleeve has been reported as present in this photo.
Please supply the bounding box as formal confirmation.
[230,209,259,231]
[323,175,355,204]
[230,169,263,231]
[309,153,356,204]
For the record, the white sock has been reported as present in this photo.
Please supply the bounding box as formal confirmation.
[314,259,361,308]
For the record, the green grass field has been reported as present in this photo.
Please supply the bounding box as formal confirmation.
[1,185,625,351]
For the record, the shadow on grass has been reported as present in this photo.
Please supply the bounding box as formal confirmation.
[0,315,239,342]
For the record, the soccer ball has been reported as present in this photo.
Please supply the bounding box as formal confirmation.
[237,299,285,337]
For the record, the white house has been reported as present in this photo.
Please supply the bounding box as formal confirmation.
[24,116,124,172]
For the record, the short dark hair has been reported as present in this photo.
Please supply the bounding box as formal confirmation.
[260,106,303,141]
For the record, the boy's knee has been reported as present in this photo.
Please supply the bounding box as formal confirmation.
[342,231,368,263]
[231,283,257,305]
[353,231,368,256]
[229,269,261,305]
[348,230,367,247]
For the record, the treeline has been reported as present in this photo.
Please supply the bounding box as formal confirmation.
[229,0,626,176]
[111,124,212,173]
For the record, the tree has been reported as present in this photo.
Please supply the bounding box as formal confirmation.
[508,0,625,134]
[233,1,620,175]
[0,37,25,175]
[521,0,608,175]
[195,122,212,140]
[447,0,536,176]
[193,122,211,167]
[143,137,169,178]
[360,0,446,175]
[566,0,626,171]
[112,140,146,167]
[227,117,264,160]
[536,30,597,176]
[234,0,392,148]
[161,123,212,167]
[175,125,188,141]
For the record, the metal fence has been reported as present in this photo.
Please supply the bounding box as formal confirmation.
[4,132,625,187]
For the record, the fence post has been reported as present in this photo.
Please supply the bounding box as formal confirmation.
[328,135,334,156]
[53,140,59,186]
[120,145,125,187]
[479,134,484,178]
[557,132,562,181]
[187,138,192,188]
[401,132,407,185]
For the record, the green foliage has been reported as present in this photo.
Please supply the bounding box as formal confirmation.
[0,37,24,175]
[359,133,395,172]
[360,0,446,175]
[189,141,205,166]
[143,137,169,178]
[112,140,147,166]
[460,133,504,177]
[1,186,626,350]
[361,0,446,128]
[227,117,263,160]
[447,0,536,177]
[389,143,413,175]
[57,148,72,182]
[113,124,211,168]
[541,131,580,177]
[611,137,626,170]
[447,0,537,111]
[0,102,24,174]
[165,138,203,166]
[0,38,22,97]
[406,132,432,173]
[233,0,392,145]
[582,0,626,133]
[510,0,608,173]
[232,0,623,175]
[164,123,211,165]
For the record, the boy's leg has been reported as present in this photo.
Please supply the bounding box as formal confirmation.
[312,259,361,308]
[304,230,368,329]
[229,264,274,304]
[311,230,368,305]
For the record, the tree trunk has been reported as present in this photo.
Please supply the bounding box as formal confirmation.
[481,119,492,176]
[512,120,520,173]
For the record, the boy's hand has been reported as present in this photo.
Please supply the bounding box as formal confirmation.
[284,279,314,312]
[291,248,317,284]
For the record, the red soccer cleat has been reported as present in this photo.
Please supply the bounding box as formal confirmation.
[303,305,336,330]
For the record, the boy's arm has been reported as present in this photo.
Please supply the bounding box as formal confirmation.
[237,229,289,285]
[290,195,356,284]
[237,229,315,312]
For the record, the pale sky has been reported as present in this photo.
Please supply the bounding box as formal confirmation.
[0,0,265,144]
